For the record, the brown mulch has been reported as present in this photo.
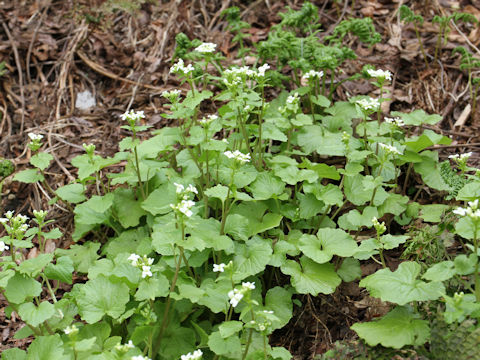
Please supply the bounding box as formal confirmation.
[1,0,480,357]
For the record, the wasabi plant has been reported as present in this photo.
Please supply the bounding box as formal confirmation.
[3,4,480,359]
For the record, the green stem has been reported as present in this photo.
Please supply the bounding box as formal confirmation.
[474,223,480,302]
[42,274,57,303]
[414,23,429,67]
[152,226,186,358]
[133,144,146,201]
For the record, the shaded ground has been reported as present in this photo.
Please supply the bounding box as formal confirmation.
[1,0,480,358]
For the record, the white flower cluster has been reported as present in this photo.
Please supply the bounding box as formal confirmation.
[170,58,194,75]
[453,199,480,220]
[128,254,154,278]
[372,216,386,234]
[162,89,181,103]
[199,114,218,125]
[286,92,300,105]
[302,70,324,82]
[384,117,405,127]
[367,69,392,81]
[115,340,135,352]
[64,324,79,335]
[449,152,472,161]
[131,356,151,360]
[379,143,403,155]
[228,282,255,308]
[223,64,270,87]
[195,42,217,53]
[121,110,145,123]
[224,150,251,163]
[0,211,29,238]
[356,97,380,112]
[33,209,48,222]
[28,133,44,141]
[174,183,198,197]
[170,199,196,218]
[180,349,203,360]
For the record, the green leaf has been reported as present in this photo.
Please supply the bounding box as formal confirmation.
[299,228,358,264]
[456,181,480,201]
[351,306,430,348]
[26,335,67,360]
[2,348,26,360]
[344,174,373,206]
[17,253,53,277]
[18,301,55,327]
[392,109,442,126]
[4,273,42,304]
[55,242,100,273]
[13,169,44,183]
[454,254,477,275]
[270,347,293,360]
[74,193,114,225]
[113,187,146,228]
[337,258,362,282]
[455,216,480,240]
[262,122,288,142]
[414,151,450,191]
[233,237,272,281]
[419,204,450,222]
[205,184,229,202]
[197,278,231,313]
[219,321,243,338]
[264,287,293,330]
[281,256,341,295]
[30,152,53,171]
[380,234,409,250]
[359,261,445,305]
[135,275,170,301]
[141,183,177,215]
[76,275,130,323]
[297,126,345,156]
[422,261,456,282]
[405,130,451,153]
[44,256,74,284]
[208,331,242,359]
[248,172,285,200]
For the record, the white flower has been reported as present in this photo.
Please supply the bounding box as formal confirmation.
[384,117,404,127]
[120,110,145,122]
[242,282,255,290]
[453,207,467,216]
[378,143,402,155]
[468,199,479,209]
[258,324,266,331]
[0,218,8,224]
[162,89,181,102]
[5,211,14,219]
[302,70,324,81]
[141,265,153,278]
[195,42,217,53]
[128,253,141,266]
[222,138,229,144]
[0,241,9,252]
[228,289,244,308]
[356,97,380,111]
[28,133,43,141]
[171,199,196,217]
[186,184,198,194]
[174,182,185,194]
[115,340,135,352]
[64,324,78,335]
[263,310,274,314]
[223,150,251,163]
[286,92,300,104]
[17,214,29,223]
[170,58,194,75]
[131,356,151,360]
[199,114,218,125]
[257,63,270,77]
[367,69,392,81]
[180,349,203,360]
[213,263,226,273]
